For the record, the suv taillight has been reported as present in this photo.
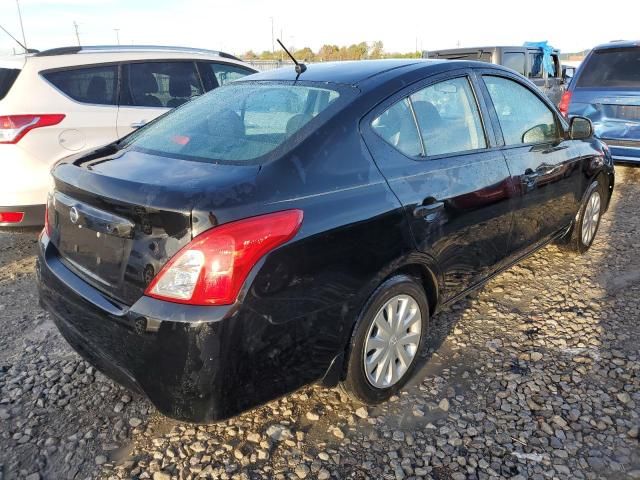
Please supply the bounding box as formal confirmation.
[145,210,304,306]
[0,114,65,144]
[558,91,572,118]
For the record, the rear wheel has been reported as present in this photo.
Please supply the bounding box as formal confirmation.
[340,275,429,404]
[561,181,605,253]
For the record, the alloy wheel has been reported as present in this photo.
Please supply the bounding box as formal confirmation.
[363,294,422,389]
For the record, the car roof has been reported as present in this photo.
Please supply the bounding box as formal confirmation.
[238,59,445,85]
[593,40,640,50]
[33,45,242,61]
[12,45,253,70]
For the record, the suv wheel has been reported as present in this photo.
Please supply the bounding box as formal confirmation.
[340,275,429,404]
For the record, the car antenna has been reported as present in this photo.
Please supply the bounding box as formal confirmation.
[0,23,29,53]
[277,38,307,76]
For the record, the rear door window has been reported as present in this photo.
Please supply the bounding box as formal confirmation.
[0,68,20,101]
[502,52,525,75]
[410,77,486,156]
[371,98,422,157]
[43,65,117,105]
[121,62,203,108]
[577,47,640,88]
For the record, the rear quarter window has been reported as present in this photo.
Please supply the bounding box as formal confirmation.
[577,47,640,88]
[43,65,117,105]
[0,68,20,101]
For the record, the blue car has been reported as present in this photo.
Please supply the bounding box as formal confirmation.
[560,40,640,163]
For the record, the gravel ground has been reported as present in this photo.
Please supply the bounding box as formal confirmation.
[1,166,639,480]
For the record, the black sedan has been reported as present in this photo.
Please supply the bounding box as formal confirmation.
[38,59,614,423]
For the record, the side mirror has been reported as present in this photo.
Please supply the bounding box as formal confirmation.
[569,116,593,140]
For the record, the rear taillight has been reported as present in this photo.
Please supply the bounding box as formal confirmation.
[145,209,304,306]
[558,91,572,117]
[0,114,65,144]
[44,204,51,237]
[0,212,24,224]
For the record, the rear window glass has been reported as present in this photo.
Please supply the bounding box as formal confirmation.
[502,52,525,75]
[43,65,117,105]
[0,68,20,101]
[124,82,349,163]
[577,47,640,88]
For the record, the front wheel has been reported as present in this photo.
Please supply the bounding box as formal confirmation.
[339,275,429,404]
[561,181,605,253]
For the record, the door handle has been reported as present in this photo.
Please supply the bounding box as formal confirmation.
[414,201,444,220]
[130,121,147,129]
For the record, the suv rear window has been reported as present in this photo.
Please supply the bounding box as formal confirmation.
[43,65,117,105]
[125,82,352,163]
[577,47,640,88]
[0,68,20,101]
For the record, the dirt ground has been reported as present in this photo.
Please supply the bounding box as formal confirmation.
[0,166,638,480]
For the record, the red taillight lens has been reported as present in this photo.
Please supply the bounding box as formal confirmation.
[145,209,304,306]
[558,91,572,117]
[0,212,24,223]
[0,114,65,144]
[44,204,51,236]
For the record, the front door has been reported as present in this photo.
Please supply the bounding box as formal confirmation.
[362,72,515,302]
[479,73,583,255]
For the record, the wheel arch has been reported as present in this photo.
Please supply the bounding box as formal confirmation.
[320,254,441,387]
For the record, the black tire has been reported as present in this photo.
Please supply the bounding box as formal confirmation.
[339,274,429,404]
[560,180,606,254]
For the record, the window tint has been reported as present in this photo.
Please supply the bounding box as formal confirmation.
[371,98,422,157]
[410,77,486,156]
[0,68,20,101]
[44,65,117,105]
[483,76,560,145]
[206,63,253,86]
[122,62,203,108]
[125,83,346,163]
[577,47,640,88]
[502,52,525,75]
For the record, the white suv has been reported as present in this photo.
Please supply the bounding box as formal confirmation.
[0,45,256,227]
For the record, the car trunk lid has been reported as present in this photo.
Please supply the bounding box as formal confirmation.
[48,147,259,306]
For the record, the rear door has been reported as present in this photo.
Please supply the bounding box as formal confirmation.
[478,72,583,255]
[362,70,514,302]
[570,46,640,162]
[116,60,203,137]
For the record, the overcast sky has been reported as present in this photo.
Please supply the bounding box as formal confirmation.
[0,0,637,56]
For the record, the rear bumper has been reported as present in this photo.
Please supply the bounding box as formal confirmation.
[0,204,45,227]
[37,234,337,423]
[602,139,640,164]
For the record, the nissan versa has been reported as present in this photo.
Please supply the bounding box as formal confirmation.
[38,59,614,423]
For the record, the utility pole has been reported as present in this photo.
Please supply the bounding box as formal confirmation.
[15,0,27,52]
[114,28,120,45]
[270,17,274,53]
[73,21,81,46]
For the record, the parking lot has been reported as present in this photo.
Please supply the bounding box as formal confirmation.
[0,164,636,479]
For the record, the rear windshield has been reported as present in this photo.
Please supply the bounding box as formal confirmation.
[0,68,20,101]
[577,47,640,88]
[125,82,350,163]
